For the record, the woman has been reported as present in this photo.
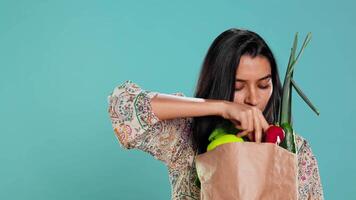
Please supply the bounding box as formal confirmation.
[107,28,324,200]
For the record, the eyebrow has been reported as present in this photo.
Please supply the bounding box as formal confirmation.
[236,74,272,82]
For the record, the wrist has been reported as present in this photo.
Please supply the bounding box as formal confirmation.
[215,100,229,117]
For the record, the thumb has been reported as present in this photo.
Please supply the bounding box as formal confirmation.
[236,129,250,138]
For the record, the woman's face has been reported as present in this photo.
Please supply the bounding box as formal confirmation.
[233,55,273,112]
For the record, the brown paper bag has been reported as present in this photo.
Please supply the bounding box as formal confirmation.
[195,142,298,200]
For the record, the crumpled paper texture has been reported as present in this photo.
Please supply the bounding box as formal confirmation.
[195,142,298,200]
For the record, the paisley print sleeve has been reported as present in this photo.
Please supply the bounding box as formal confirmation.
[107,80,194,170]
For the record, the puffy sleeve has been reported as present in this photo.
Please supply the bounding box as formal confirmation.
[107,80,195,170]
[296,136,324,200]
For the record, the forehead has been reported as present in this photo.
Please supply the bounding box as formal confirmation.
[235,55,271,81]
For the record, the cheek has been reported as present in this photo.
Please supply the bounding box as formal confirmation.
[262,87,273,105]
[233,92,245,103]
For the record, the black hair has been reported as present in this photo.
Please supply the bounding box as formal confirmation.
[192,28,282,154]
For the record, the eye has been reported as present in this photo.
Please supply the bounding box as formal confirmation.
[258,85,270,89]
[235,87,243,91]
[235,84,270,91]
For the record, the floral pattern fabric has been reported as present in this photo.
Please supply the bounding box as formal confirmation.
[107,80,324,200]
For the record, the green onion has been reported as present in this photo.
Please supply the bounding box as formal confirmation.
[279,32,320,153]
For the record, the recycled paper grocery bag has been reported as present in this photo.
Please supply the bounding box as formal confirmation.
[195,142,298,200]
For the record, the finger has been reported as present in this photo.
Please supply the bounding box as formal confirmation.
[239,112,248,132]
[237,129,250,137]
[237,111,252,137]
[247,110,254,136]
[253,109,262,143]
[231,119,243,130]
[248,110,255,142]
[257,112,270,133]
[248,110,255,140]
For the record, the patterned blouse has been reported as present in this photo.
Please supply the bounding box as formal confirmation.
[107,80,324,200]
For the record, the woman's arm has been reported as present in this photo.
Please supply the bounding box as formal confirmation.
[108,80,269,169]
[151,93,225,121]
[108,80,218,169]
[151,93,270,142]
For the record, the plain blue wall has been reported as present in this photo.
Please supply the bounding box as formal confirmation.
[1,0,355,199]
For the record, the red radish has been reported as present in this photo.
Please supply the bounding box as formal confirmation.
[264,125,285,144]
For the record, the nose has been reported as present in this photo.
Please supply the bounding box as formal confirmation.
[244,87,258,107]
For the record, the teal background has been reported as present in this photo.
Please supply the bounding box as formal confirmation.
[0,0,354,199]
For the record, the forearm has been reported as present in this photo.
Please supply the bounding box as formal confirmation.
[151,93,225,121]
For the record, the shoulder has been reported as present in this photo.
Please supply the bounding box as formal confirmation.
[111,79,142,95]
[295,132,313,155]
[295,133,306,153]
[296,134,316,165]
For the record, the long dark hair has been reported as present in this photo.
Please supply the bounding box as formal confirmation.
[192,28,283,154]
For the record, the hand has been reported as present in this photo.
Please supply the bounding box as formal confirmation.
[220,101,270,143]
